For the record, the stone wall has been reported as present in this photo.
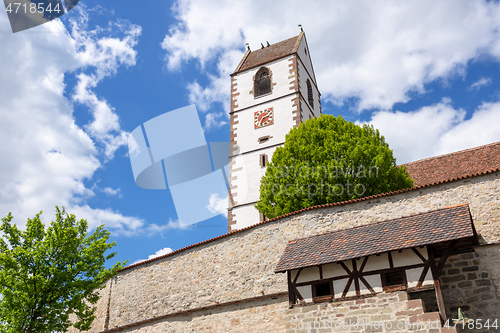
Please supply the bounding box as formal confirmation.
[80,172,500,332]
[441,245,500,331]
[285,291,456,333]
[109,295,289,333]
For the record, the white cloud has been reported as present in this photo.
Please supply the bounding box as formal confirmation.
[150,247,174,258]
[162,0,500,111]
[103,187,121,197]
[436,102,500,154]
[70,205,144,236]
[70,9,141,158]
[206,193,228,217]
[133,247,174,265]
[368,99,500,164]
[469,77,491,91]
[0,8,143,234]
[204,112,227,131]
[146,219,189,236]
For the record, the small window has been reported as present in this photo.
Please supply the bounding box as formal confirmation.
[314,282,331,297]
[259,154,268,167]
[382,270,406,291]
[258,136,271,144]
[306,79,314,108]
[254,67,271,97]
[313,281,332,303]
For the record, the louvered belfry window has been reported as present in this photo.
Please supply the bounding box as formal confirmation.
[255,67,271,97]
[307,79,314,108]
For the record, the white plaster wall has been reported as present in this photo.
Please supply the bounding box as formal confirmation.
[230,145,279,206]
[231,97,296,154]
[363,275,383,293]
[333,278,356,298]
[342,260,353,272]
[230,204,260,230]
[291,269,299,281]
[295,266,320,283]
[233,55,294,112]
[392,249,425,267]
[296,285,312,302]
[333,278,349,298]
[363,253,391,271]
[407,267,433,288]
[323,262,347,279]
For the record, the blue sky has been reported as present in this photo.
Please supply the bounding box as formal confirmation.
[1,0,500,266]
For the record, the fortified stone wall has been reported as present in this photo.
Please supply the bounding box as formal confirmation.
[441,245,500,322]
[81,172,500,332]
[285,291,457,333]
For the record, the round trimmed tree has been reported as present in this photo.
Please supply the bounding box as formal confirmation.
[255,115,413,218]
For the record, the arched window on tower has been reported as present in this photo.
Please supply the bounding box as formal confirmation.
[307,79,314,108]
[254,67,271,97]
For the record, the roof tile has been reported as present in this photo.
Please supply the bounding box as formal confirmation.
[404,141,500,186]
[275,204,476,273]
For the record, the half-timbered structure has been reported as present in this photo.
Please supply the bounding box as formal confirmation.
[276,204,478,323]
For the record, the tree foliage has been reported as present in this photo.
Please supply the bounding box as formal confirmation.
[0,207,126,333]
[256,115,413,218]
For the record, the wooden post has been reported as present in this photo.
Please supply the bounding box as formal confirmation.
[352,259,360,296]
[427,246,447,323]
[287,271,294,308]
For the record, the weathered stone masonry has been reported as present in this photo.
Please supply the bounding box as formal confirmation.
[73,171,500,333]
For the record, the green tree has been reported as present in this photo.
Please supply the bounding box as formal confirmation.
[0,207,126,333]
[256,115,413,218]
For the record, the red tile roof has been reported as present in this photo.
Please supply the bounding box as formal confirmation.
[275,204,477,273]
[404,141,500,186]
[233,34,303,74]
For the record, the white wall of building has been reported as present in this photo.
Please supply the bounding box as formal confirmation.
[231,97,296,155]
[233,55,295,112]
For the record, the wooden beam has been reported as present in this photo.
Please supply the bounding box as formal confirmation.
[388,251,394,268]
[359,256,369,272]
[289,283,306,305]
[287,271,295,308]
[360,263,425,276]
[437,240,458,274]
[293,268,303,284]
[342,276,354,298]
[294,274,350,287]
[416,263,430,288]
[428,246,447,323]
[318,265,323,280]
[358,275,375,294]
[338,261,352,274]
[352,259,360,296]
[411,247,427,263]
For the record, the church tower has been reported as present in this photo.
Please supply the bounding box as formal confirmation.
[228,31,321,232]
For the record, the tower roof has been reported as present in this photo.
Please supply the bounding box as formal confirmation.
[232,33,304,74]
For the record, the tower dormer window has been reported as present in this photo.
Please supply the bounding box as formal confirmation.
[254,67,271,97]
[307,79,314,108]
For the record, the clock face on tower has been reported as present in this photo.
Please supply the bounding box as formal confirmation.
[254,107,274,129]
